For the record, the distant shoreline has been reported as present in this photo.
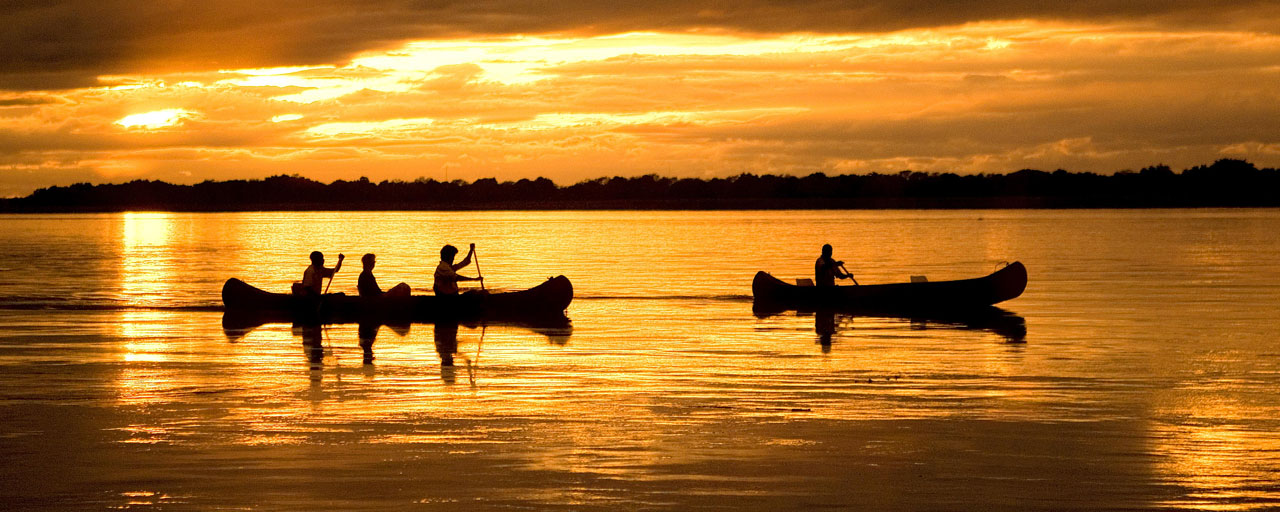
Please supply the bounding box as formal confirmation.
[3,158,1276,213]
[4,199,1280,213]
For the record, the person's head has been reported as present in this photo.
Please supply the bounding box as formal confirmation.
[440,244,458,263]
[821,244,833,257]
[310,251,324,266]
[361,253,376,269]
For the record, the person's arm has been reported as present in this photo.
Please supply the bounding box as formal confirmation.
[451,244,474,270]
[319,254,345,279]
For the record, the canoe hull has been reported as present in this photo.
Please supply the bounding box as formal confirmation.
[222,275,573,326]
[752,262,1026,314]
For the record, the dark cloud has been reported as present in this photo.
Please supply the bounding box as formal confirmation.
[0,95,58,107]
[3,0,1277,90]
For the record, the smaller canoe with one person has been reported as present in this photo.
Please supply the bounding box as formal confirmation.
[753,261,1027,315]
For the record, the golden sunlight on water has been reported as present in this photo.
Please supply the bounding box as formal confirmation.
[1,210,1279,510]
[1156,424,1280,511]
[119,212,178,308]
[1148,347,1280,511]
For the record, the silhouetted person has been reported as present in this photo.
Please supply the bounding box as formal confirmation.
[357,253,411,298]
[815,244,852,287]
[433,244,482,295]
[293,251,343,296]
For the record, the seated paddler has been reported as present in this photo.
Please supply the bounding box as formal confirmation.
[433,243,483,296]
[358,253,411,298]
[293,251,343,296]
[815,244,852,287]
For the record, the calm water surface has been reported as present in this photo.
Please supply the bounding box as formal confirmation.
[1,209,1279,510]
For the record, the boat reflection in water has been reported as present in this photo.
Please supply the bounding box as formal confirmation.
[221,314,573,374]
[767,306,1026,352]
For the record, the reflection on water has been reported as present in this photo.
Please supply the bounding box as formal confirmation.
[224,315,571,392]
[770,308,1027,353]
[1157,422,1280,510]
[2,210,1280,510]
[119,213,178,308]
[292,324,325,367]
[358,322,400,364]
[433,322,458,368]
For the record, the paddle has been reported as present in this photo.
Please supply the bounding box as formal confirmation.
[472,245,485,291]
[312,253,344,323]
[839,263,859,285]
[323,253,345,294]
[468,324,486,388]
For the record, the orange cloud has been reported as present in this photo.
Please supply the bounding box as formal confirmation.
[0,20,1278,196]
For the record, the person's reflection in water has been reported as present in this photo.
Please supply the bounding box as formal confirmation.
[358,322,379,365]
[434,322,460,385]
[357,322,409,373]
[295,324,325,390]
[815,311,836,353]
[297,324,324,367]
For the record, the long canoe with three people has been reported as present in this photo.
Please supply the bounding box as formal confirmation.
[222,275,573,326]
[752,261,1027,315]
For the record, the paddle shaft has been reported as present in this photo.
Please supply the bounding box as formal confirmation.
[469,324,487,387]
[322,255,344,294]
[840,263,859,285]
[473,246,485,291]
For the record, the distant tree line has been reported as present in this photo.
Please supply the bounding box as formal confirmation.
[2,159,1277,212]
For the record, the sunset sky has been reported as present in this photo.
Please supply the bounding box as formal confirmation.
[1,1,1278,197]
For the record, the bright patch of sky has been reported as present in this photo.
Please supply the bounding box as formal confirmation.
[305,117,437,138]
[115,109,198,129]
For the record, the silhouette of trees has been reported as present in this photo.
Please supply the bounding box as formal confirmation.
[1,159,1276,212]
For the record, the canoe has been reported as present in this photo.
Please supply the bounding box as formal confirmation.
[752,262,1026,314]
[222,275,573,325]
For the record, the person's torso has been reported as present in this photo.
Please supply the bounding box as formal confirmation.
[302,265,323,292]
[815,256,837,286]
[358,270,380,296]
[433,261,458,295]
